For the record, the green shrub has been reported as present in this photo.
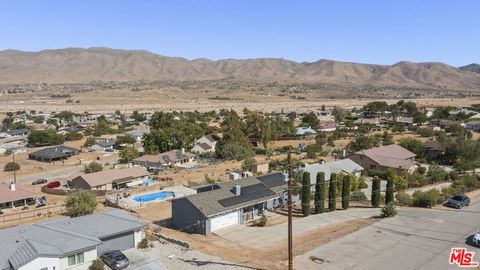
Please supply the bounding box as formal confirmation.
[342,175,351,209]
[358,177,368,189]
[381,202,398,218]
[301,172,311,216]
[416,166,426,175]
[253,214,268,227]
[385,178,394,204]
[393,175,408,191]
[314,172,325,214]
[449,171,459,181]
[89,259,105,270]
[4,162,20,172]
[412,189,440,208]
[351,190,368,201]
[328,173,337,211]
[395,192,412,206]
[137,238,149,249]
[65,132,83,141]
[371,177,381,208]
[65,190,98,217]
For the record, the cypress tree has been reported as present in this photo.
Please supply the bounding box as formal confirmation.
[342,174,351,209]
[385,177,394,204]
[301,172,311,216]
[315,172,325,214]
[328,173,337,211]
[371,176,381,208]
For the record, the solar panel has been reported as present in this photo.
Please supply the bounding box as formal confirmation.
[218,183,275,207]
[257,173,287,188]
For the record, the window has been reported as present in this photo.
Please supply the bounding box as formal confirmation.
[67,252,85,267]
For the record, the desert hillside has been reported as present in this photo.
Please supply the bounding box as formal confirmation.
[1,47,480,91]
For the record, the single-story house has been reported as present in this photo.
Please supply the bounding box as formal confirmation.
[348,144,417,174]
[466,121,480,132]
[90,140,116,152]
[0,183,36,209]
[318,123,337,132]
[297,159,364,190]
[354,118,381,126]
[132,149,195,170]
[125,128,150,142]
[0,210,146,270]
[429,119,461,130]
[172,172,298,235]
[0,130,28,139]
[425,140,445,160]
[191,134,221,154]
[28,146,80,163]
[395,116,415,126]
[295,127,317,138]
[63,126,85,133]
[69,166,150,191]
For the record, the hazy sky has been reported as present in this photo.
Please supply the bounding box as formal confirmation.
[1,1,479,66]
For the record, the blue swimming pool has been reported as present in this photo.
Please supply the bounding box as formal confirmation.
[133,191,175,203]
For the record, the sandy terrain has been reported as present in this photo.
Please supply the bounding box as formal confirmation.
[160,218,376,270]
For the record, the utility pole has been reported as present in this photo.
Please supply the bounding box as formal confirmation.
[287,152,293,270]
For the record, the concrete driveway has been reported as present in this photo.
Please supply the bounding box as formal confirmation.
[123,249,164,270]
[294,204,480,270]
[214,208,379,248]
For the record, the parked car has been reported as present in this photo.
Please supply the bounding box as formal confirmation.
[472,229,480,247]
[36,196,47,207]
[45,181,61,189]
[32,178,48,185]
[445,194,470,209]
[100,250,129,270]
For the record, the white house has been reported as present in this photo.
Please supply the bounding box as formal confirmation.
[90,140,116,152]
[0,210,146,270]
[191,134,221,154]
[298,159,364,191]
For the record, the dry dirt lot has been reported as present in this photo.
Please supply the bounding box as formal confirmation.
[160,218,376,270]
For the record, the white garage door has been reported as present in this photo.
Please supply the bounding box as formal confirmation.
[210,211,239,232]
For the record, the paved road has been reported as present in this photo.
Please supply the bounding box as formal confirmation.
[215,208,380,248]
[14,165,84,184]
[295,204,480,270]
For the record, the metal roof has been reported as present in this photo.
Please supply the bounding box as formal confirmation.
[0,210,146,270]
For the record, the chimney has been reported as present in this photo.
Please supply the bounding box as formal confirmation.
[342,149,346,158]
[233,184,241,196]
[181,148,185,154]
[282,173,289,182]
[319,159,325,164]
[10,182,15,191]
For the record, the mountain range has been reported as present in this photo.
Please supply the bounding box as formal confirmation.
[0,47,479,91]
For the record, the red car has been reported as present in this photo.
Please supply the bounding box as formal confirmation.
[45,181,61,189]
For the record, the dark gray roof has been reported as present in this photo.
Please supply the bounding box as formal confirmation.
[257,172,288,188]
[95,140,116,147]
[29,146,79,159]
[218,183,275,207]
[6,128,29,136]
[182,173,285,217]
[0,210,146,270]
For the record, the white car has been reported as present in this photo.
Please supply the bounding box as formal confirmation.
[473,230,480,246]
